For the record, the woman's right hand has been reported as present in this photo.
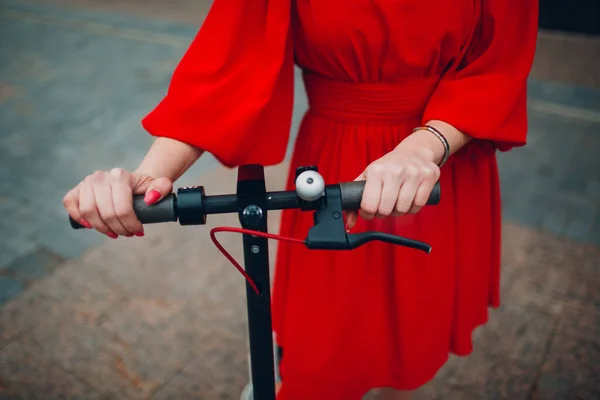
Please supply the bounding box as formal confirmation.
[63,168,173,238]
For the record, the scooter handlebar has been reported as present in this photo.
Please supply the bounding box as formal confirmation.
[68,193,177,229]
[68,181,440,229]
[339,181,440,211]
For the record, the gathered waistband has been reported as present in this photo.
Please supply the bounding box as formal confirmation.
[302,72,439,124]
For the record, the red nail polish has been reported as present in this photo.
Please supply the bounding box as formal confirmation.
[79,219,92,229]
[125,233,134,237]
[134,232,145,237]
[144,190,161,205]
[106,232,118,239]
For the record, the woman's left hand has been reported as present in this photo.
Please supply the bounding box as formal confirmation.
[345,140,441,230]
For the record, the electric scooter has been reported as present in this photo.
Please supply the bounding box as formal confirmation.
[70,164,440,400]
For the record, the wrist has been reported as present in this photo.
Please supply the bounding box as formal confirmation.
[395,130,446,165]
[135,137,203,181]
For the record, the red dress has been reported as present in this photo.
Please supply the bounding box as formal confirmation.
[142,1,538,398]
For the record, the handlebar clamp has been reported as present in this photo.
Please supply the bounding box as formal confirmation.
[177,186,207,225]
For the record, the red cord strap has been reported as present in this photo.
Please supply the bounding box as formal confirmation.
[209,227,306,295]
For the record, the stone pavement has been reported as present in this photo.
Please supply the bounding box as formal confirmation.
[0,0,600,398]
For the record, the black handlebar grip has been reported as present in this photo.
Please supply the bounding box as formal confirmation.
[339,181,441,211]
[69,193,178,229]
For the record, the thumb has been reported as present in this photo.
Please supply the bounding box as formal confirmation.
[142,177,173,205]
[345,211,358,231]
[345,171,366,231]
[346,170,367,231]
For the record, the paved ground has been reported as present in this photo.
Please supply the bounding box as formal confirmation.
[0,0,599,399]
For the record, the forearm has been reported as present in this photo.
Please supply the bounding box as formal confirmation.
[397,119,472,165]
[135,137,204,181]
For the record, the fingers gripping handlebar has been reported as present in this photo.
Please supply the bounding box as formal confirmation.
[69,166,441,252]
[339,180,440,211]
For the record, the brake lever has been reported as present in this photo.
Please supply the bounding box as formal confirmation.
[346,232,431,253]
[303,184,431,253]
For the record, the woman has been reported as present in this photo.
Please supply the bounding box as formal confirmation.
[63,1,538,399]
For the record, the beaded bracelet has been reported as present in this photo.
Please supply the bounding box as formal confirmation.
[412,125,450,167]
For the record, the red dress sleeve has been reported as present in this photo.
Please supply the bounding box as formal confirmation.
[141,0,294,168]
[422,0,538,151]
